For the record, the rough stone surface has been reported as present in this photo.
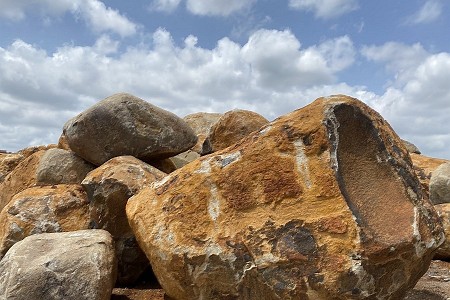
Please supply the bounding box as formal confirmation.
[430,163,450,205]
[0,184,90,259]
[404,260,450,300]
[402,139,421,154]
[57,133,71,150]
[82,156,166,285]
[127,95,444,300]
[0,230,117,300]
[434,203,450,260]
[170,150,200,169]
[0,152,24,183]
[183,112,222,153]
[0,150,45,211]
[410,154,449,197]
[63,93,197,166]
[206,109,269,153]
[36,148,95,185]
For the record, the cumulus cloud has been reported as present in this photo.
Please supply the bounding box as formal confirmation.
[0,28,356,151]
[149,0,182,13]
[0,0,137,37]
[288,0,359,19]
[362,42,450,159]
[404,0,443,25]
[186,0,257,16]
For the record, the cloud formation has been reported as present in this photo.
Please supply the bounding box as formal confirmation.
[149,0,257,16]
[404,0,443,25]
[0,0,137,37]
[288,0,359,19]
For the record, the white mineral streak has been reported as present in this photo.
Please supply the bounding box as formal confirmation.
[294,139,311,189]
[194,158,212,174]
[208,184,220,222]
[349,253,376,298]
[215,151,241,168]
[258,125,272,136]
[324,106,340,172]
[254,252,280,267]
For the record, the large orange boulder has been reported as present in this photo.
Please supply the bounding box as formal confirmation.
[127,95,444,300]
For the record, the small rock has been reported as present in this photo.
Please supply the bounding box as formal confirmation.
[430,163,450,204]
[0,230,117,300]
[0,184,90,259]
[402,139,421,154]
[183,112,222,153]
[36,148,95,185]
[434,203,450,260]
[0,152,24,183]
[63,93,197,166]
[206,109,269,153]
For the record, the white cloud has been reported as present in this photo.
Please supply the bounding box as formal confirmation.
[0,0,137,37]
[186,0,257,16]
[405,0,443,25]
[0,29,355,152]
[361,42,450,159]
[288,0,359,19]
[149,0,182,13]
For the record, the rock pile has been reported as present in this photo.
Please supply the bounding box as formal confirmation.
[0,92,448,299]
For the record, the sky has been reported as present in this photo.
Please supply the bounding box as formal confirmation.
[0,0,449,159]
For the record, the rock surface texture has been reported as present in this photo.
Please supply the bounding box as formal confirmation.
[63,93,197,166]
[36,148,95,185]
[183,112,222,153]
[127,95,444,300]
[0,230,117,300]
[430,162,450,205]
[82,155,166,285]
[0,150,45,211]
[205,109,269,153]
[0,152,24,183]
[434,203,450,259]
[0,184,90,259]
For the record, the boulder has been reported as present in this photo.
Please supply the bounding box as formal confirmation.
[127,95,444,300]
[18,144,56,158]
[430,163,450,204]
[0,152,24,183]
[0,230,116,300]
[57,132,71,150]
[0,184,90,259]
[170,150,200,169]
[205,109,269,153]
[36,148,95,185]
[402,139,421,154]
[404,260,450,300]
[183,112,222,153]
[410,154,449,197]
[82,156,166,285]
[0,150,45,211]
[63,93,197,166]
[434,203,450,259]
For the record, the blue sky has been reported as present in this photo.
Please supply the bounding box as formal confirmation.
[0,0,449,159]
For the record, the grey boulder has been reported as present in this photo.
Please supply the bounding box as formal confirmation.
[63,93,197,165]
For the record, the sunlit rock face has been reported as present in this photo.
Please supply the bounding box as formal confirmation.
[127,95,444,300]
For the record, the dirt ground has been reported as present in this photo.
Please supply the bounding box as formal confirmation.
[111,260,450,300]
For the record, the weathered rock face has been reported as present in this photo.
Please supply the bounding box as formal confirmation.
[0,230,117,300]
[434,203,450,259]
[410,154,449,197]
[0,150,45,211]
[82,156,166,284]
[36,148,95,185]
[63,93,198,166]
[170,150,200,169]
[127,95,444,300]
[430,163,450,205]
[206,109,269,153]
[0,184,90,259]
[183,112,222,153]
[0,152,24,183]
